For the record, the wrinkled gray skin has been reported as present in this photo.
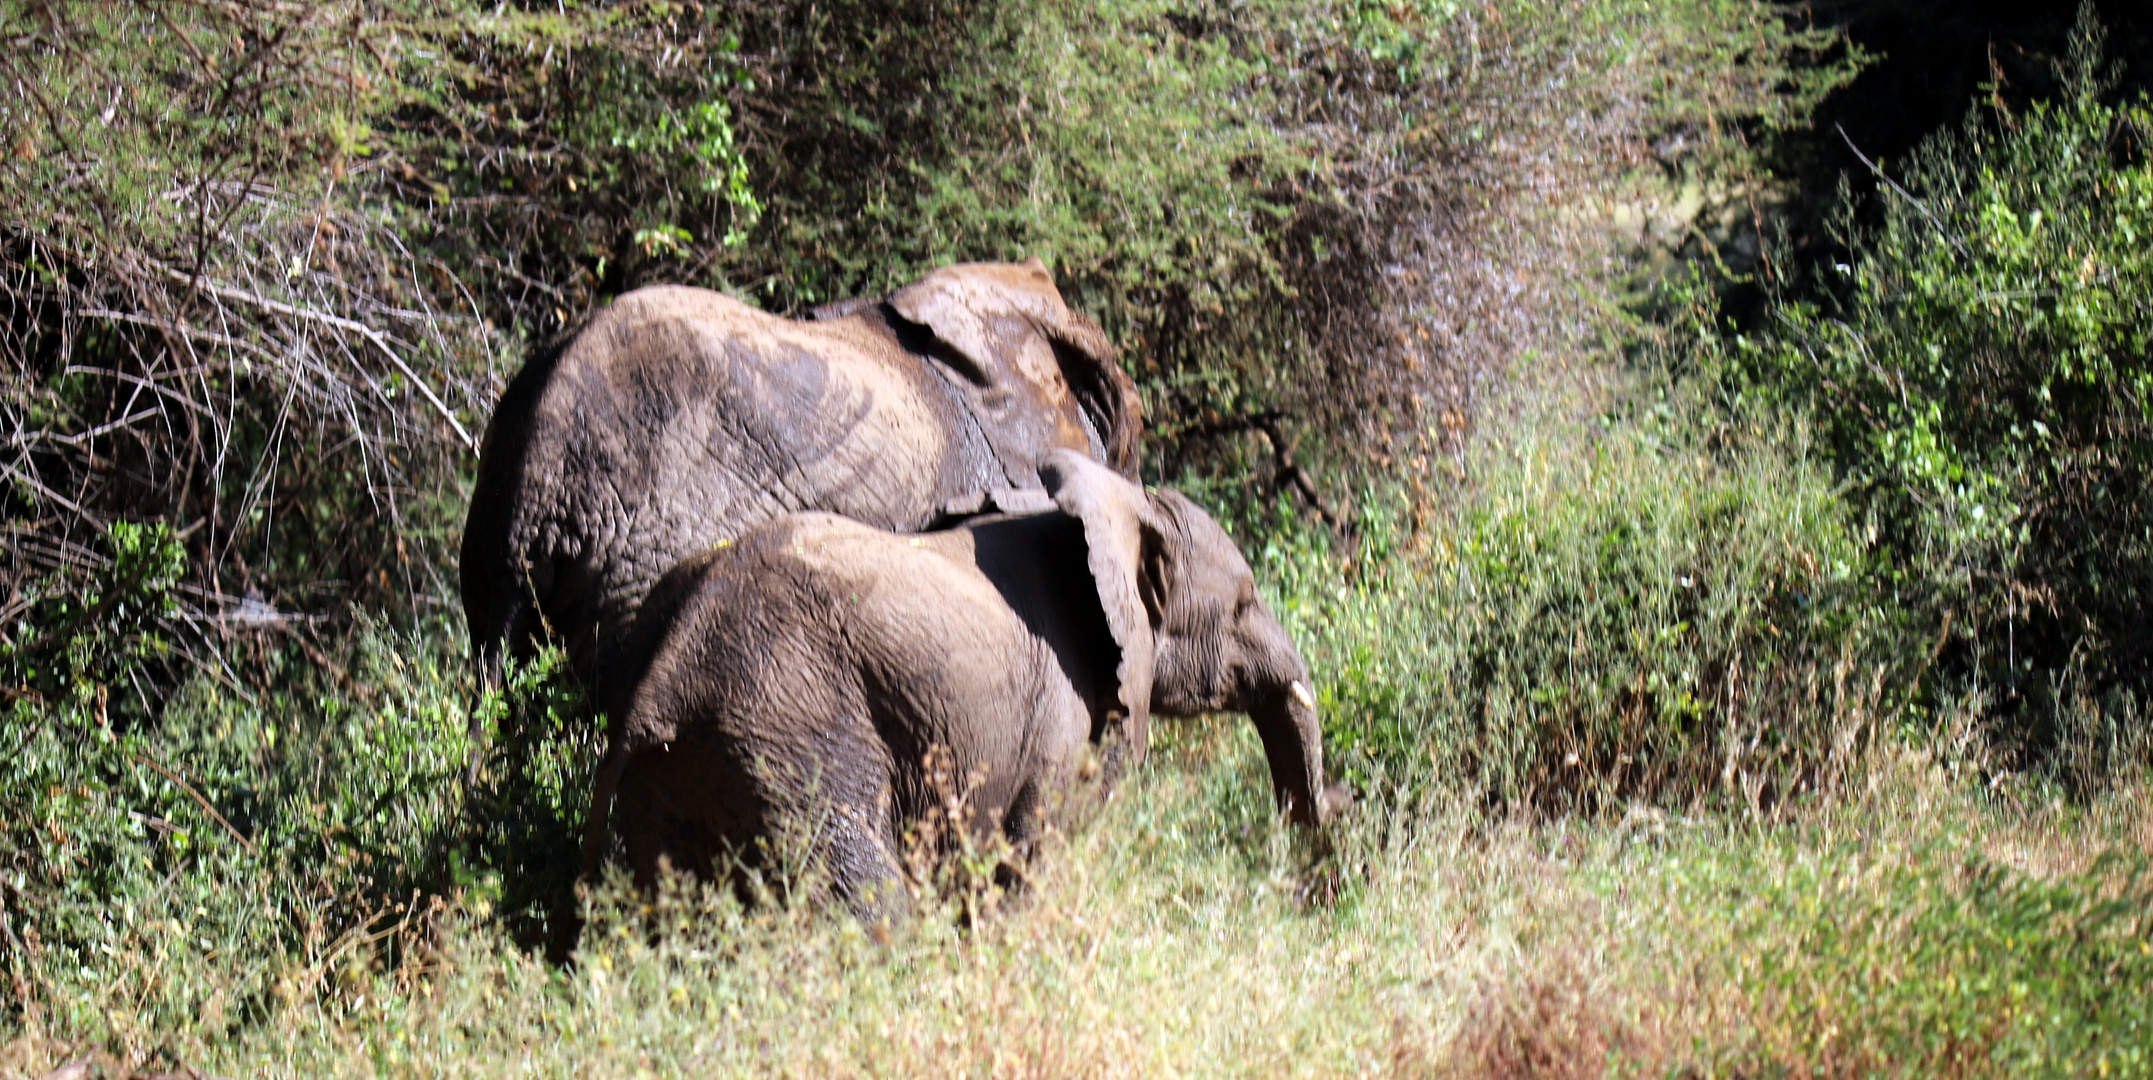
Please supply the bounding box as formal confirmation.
[583,450,1350,913]
[460,259,1142,707]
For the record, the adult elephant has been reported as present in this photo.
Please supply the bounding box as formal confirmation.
[583,450,1349,912]
[460,259,1142,703]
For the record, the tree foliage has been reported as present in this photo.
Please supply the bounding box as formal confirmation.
[1723,13,2153,777]
[1,0,1836,702]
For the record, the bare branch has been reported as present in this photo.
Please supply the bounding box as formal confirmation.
[149,261,479,452]
[1186,412,1354,536]
[132,751,258,856]
[1837,124,1973,261]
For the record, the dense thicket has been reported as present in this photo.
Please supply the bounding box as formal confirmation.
[1709,18,2153,783]
[1,0,1830,679]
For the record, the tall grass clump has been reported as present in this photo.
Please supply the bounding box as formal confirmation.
[1245,378,1904,813]
[1624,760,2153,1078]
[1719,11,2153,783]
[9,729,2145,1079]
[1733,849,2153,1076]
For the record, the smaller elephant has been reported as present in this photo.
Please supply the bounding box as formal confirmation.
[583,450,1347,910]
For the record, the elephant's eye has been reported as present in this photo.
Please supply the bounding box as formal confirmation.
[1234,579,1257,615]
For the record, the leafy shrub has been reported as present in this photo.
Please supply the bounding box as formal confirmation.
[0,521,183,718]
[1251,390,1902,811]
[455,642,600,951]
[2,1,473,654]
[0,617,474,1041]
[1665,828,2153,1077]
[1722,14,2153,779]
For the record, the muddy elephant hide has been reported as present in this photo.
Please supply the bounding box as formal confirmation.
[459,258,1142,696]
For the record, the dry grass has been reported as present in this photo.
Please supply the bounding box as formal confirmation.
[3,724,2142,1080]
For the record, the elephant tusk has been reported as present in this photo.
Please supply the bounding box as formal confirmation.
[1290,680,1316,710]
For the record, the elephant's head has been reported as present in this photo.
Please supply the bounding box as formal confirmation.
[1040,450,1346,827]
[887,259,1143,481]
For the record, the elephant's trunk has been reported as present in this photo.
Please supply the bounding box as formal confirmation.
[1248,677,1329,828]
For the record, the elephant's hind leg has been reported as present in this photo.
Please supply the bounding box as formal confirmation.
[822,794,909,925]
[616,748,745,892]
[986,777,1049,904]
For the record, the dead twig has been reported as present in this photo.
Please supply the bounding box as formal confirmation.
[130,751,257,857]
[1837,124,1972,261]
[1,459,97,520]
[73,308,280,365]
[148,261,478,453]
[1186,412,1354,536]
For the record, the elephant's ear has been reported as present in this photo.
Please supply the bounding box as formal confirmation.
[1064,327,1144,482]
[1039,449,1158,764]
[888,258,1144,481]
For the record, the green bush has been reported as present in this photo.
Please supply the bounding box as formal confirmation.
[0,617,475,1039]
[1722,15,2153,779]
[549,0,1847,485]
[0,0,773,643]
[1237,386,1902,811]
[0,522,183,718]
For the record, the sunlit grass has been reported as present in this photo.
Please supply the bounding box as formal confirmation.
[8,720,2144,1080]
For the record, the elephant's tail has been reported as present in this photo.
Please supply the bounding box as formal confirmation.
[580,738,633,883]
[462,588,526,789]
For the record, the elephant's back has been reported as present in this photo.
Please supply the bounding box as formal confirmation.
[661,512,1014,652]
[497,286,976,666]
[614,515,925,769]
[628,513,1044,743]
[532,284,946,491]
[615,511,1095,877]
[543,286,989,515]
